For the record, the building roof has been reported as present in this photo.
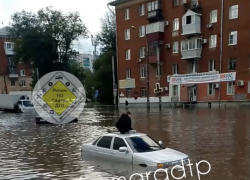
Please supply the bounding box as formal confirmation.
[109,0,133,6]
[0,26,10,36]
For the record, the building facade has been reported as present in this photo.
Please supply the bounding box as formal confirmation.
[71,53,96,72]
[0,27,33,94]
[110,0,250,105]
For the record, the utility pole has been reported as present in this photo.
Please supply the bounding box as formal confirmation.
[156,46,162,110]
[91,35,99,59]
[146,43,150,110]
[112,56,117,106]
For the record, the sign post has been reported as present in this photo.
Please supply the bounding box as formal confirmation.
[95,90,98,103]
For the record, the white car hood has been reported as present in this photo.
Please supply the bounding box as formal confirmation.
[133,148,188,163]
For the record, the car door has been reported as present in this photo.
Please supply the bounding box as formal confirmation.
[94,136,113,160]
[110,137,133,164]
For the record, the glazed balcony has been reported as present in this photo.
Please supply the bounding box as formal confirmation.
[4,42,15,55]
[181,10,201,36]
[8,68,19,78]
[146,21,164,43]
[181,38,202,60]
[147,42,158,64]
[147,0,163,23]
[182,0,201,13]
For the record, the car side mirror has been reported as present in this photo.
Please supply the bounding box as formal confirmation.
[158,141,163,145]
[119,146,128,152]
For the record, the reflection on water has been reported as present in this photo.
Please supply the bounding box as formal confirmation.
[0,108,250,179]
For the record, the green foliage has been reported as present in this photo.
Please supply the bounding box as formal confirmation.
[9,7,88,87]
[85,9,117,104]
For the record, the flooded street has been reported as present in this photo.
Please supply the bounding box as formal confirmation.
[0,107,250,180]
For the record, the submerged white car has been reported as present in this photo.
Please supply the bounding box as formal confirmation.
[81,131,189,172]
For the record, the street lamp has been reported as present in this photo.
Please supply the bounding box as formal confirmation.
[131,26,150,110]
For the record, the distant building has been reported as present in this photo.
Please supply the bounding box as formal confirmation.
[71,53,96,72]
[0,27,33,94]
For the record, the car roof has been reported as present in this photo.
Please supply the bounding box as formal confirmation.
[104,132,147,138]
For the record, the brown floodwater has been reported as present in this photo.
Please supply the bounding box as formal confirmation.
[0,107,250,180]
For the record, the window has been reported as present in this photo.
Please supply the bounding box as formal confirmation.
[181,39,202,51]
[173,0,179,7]
[209,35,217,48]
[139,25,145,37]
[139,47,145,58]
[148,43,157,55]
[210,10,217,23]
[125,8,129,20]
[21,80,26,87]
[155,65,162,76]
[173,18,179,31]
[126,89,131,97]
[173,41,178,53]
[229,31,237,45]
[183,15,195,25]
[113,137,127,150]
[5,43,13,49]
[126,49,131,60]
[140,64,146,78]
[227,82,235,95]
[97,136,113,149]
[11,81,15,87]
[141,88,146,97]
[139,4,145,16]
[126,69,131,79]
[92,137,102,145]
[208,60,215,71]
[172,85,178,96]
[248,81,250,93]
[228,57,236,70]
[229,5,238,19]
[20,70,25,76]
[208,83,215,95]
[191,62,196,73]
[147,1,159,12]
[126,135,163,153]
[172,64,178,74]
[125,29,130,40]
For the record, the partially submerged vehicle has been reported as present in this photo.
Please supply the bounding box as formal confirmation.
[81,130,189,173]
[35,114,78,124]
[0,94,35,113]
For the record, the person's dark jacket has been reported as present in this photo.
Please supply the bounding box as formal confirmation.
[115,114,133,134]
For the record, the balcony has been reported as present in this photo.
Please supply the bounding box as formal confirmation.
[119,79,135,89]
[182,0,201,13]
[8,68,19,78]
[181,10,201,36]
[4,42,15,55]
[147,1,163,23]
[146,21,164,43]
[181,38,202,60]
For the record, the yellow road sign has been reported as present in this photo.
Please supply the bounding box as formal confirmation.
[42,81,77,116]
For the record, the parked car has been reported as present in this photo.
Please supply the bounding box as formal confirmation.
[81,131,189,172]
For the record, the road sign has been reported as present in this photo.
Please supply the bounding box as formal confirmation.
[32,71,86,124]
[154,83,163,93]
[95,90,98,98]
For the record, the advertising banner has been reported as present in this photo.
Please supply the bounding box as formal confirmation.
[169,72,236,85]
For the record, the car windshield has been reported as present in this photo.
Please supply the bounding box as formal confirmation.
[125,135,163,153]
[22,101,34,107]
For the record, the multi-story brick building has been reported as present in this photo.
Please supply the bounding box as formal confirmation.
[0,27,33,94]
[110,0,250,106]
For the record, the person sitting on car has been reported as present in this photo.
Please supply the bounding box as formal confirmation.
[115,111,133,134]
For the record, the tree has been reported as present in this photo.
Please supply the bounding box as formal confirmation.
[92,51,114,104]
[9,7,88,87]
[87,10,117,104]
[96,10,116,52]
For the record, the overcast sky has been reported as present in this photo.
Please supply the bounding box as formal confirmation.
[0,0,111,54]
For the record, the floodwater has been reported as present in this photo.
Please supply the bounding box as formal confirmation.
[0,107,250,180]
